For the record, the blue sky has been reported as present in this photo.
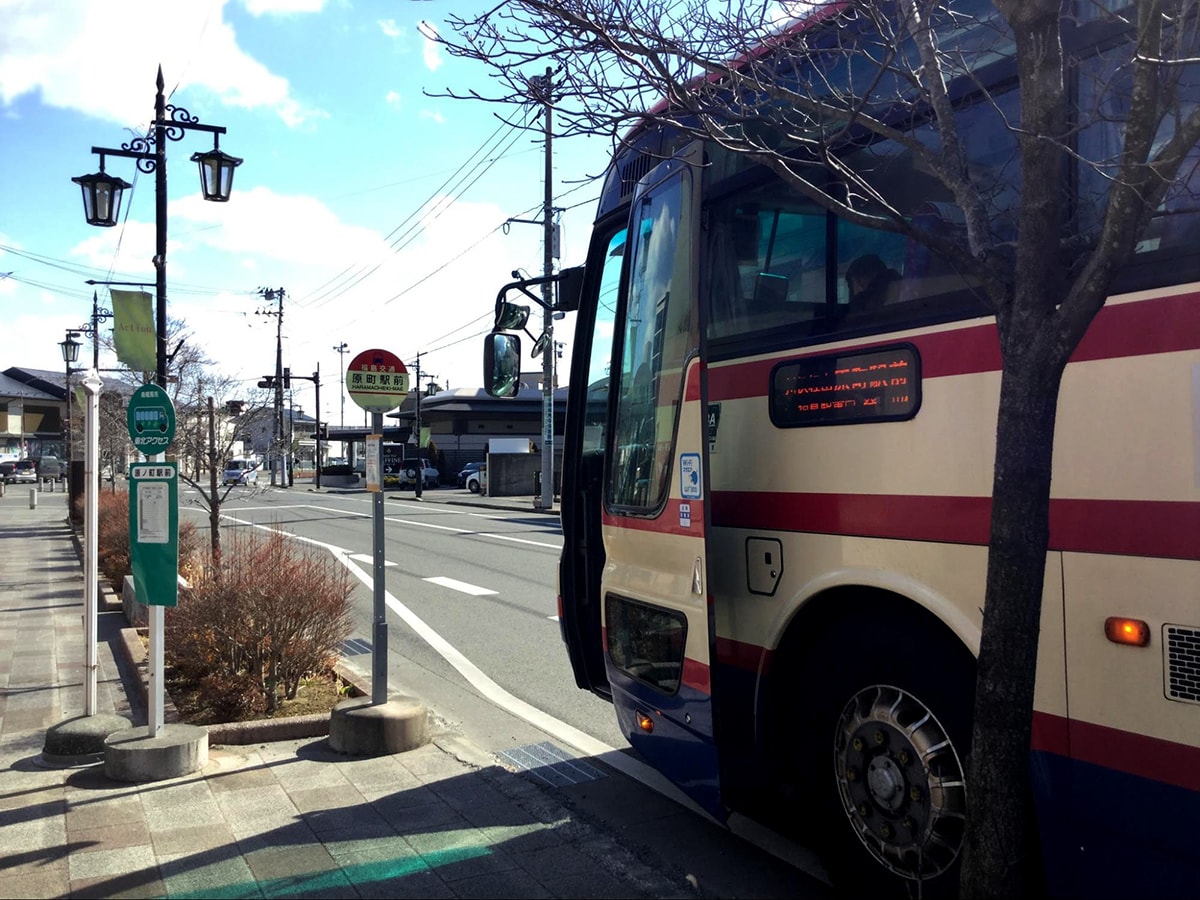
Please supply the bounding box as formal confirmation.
[0,0,609,423]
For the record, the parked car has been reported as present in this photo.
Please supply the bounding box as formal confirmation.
[399,457,439,489]
[222,458,260,486]
[465,466,487,494]
[9,460,37,484]
[0,461,16,483]
[35,456,64,482]
[456,461,484,488]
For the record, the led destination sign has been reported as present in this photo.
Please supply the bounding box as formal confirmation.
[770,345,920,427]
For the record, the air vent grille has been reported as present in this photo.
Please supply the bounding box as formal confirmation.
[1164,624,1200,704]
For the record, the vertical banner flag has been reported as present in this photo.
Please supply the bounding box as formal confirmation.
[111,290,156,373]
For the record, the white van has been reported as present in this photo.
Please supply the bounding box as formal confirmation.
[222,458,259,486]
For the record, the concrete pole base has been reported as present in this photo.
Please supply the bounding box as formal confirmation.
[329,696,429,757]
[41,714,133,766]
[103,724,209,783]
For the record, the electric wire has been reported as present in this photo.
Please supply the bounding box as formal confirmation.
[296,113,531,310]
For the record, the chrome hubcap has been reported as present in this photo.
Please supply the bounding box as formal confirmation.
[833,684,967,881]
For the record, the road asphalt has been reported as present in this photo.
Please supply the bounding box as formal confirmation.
[0,481,829,899]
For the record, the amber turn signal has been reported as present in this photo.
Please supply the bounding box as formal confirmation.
[1104,617,1151,647]
[636,710,655,733]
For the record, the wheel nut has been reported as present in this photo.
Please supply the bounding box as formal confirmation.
[898,749,910,765]
[910,786,922,801]
[874,730,886,745]
[852,737,864,752]
[880,823,893,839]
[858,802,871,817]
[846,767,858,782]
[902,817,914,831]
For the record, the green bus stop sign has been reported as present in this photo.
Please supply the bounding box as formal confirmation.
[126,384,176,452]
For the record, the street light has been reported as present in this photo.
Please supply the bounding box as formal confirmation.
[59,332,81,490]
[73,66,242,387]
[73,67,241,742]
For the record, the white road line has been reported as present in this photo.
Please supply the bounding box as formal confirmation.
[217,511,708,821]
[423,576,497,596]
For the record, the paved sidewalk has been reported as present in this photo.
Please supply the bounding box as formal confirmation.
[0,486,702,899]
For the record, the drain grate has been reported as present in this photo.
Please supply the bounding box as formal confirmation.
[495,741,606,787]
[338,637,373,657]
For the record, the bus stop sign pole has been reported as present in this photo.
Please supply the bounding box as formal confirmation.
[345,348,409,705]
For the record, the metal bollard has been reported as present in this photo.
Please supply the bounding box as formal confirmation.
[29,488,37,509]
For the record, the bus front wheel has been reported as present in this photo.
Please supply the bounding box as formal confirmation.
[790,612,974,897]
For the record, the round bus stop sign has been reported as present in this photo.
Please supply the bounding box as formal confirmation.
[126,384,177,451]
[346,348,410,413]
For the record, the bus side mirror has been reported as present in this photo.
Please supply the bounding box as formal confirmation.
[496,302,530,331]
[484,332,522,398]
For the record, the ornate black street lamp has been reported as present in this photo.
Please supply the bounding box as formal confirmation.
[73,66,242,388]
[59,331,81,479]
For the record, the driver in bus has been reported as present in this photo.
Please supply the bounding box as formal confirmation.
[845,253,902,313]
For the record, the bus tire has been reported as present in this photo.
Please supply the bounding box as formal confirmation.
[789,610,974,898]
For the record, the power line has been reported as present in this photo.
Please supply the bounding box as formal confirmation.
[297,110,535,312]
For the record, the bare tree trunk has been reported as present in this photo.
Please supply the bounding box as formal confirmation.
[961,333,1065,898]
[207,397,221,569]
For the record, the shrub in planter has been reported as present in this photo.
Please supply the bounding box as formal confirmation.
[320,464,354,476]
[166,528,353,714]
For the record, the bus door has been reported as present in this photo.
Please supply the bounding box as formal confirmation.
[601,145,724,818]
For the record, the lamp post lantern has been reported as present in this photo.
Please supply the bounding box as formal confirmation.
[73,65,241,388]
[59,331,81,476]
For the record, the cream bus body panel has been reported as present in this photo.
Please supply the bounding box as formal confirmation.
[707,531,1069,723]
[709,322,1002,500]
[602,359,711,672]
[702,284,1198,755]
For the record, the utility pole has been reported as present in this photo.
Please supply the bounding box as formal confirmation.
[258,287,286,486]
[313,365,321,489]
[536,67,556,510]
[333,342,348,458]
[412,353,423,499]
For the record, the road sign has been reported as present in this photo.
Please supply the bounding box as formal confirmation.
[346,348,409,412]
[126,384,176,451]
[128,462,179,607]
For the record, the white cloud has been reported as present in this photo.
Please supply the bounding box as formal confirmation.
[0,0,325,129]
[243,0,326,14]
[421,28,444,72]
[419,109,445,125]
[378,18,403,39]
[172,186,391,266]
[385,90,402,109]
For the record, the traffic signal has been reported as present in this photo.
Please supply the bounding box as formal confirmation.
[283,367,291,389]
[257,376,275,389]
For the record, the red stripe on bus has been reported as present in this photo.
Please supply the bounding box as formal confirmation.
[708,291,1200,401]
[1031,710,1071,757]
[603,498,706,535]
[715,636,771,673]
[1056,714,1200,793]
[709,491,1200,560]
[682,656,711,694]
[686,360,702,401]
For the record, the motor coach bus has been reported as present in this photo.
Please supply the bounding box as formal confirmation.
[485,3,1200,895]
